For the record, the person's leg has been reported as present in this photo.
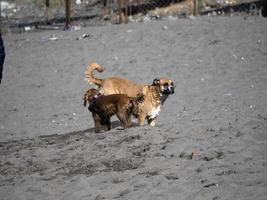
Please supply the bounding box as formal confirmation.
[0,35,5,84]
[0,53,5,84]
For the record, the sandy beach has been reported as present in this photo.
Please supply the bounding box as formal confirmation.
[0,15,267,200]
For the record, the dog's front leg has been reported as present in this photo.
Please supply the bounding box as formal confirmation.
[104,118,111,131]
[138,114,146,126]
[93,113,102,133]
[101,117,111,131]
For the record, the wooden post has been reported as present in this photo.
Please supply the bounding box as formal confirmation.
[65,0,71,28]
[118,0,122,23]
[125,0,128,23]
[45,0,50,8]
[129,0,132,21]
[118,0,129,24]
[45,0,50,23]
[102,0,108,18]
[0,4,2,33]
[193,0,198,16]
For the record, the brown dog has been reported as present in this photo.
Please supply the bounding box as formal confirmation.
[84,88,144,133]
[85,62,174,126]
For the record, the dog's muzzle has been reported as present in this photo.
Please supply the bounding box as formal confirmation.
[163,83,175,95]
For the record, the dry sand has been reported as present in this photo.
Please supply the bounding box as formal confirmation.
[0,16,267,200]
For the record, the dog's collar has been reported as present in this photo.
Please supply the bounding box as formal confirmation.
[93,93,101,99]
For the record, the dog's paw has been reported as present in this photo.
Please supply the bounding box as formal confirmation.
[149,121,156,127]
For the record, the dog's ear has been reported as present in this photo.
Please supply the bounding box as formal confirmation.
[83,95,88,107]
[153,78,160,85]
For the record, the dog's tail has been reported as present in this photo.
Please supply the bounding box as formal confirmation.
[85,62,105,87]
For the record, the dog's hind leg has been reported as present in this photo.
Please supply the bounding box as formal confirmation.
[116,111,132,129]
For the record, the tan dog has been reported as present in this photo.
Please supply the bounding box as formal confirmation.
[85,62,175,126]
[84,88,144,133]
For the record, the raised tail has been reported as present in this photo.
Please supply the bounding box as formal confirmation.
[85,62,105,87]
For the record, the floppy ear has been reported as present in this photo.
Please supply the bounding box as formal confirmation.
[153,78,160,85]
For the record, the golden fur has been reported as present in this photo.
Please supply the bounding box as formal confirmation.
[85,62,174,126]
